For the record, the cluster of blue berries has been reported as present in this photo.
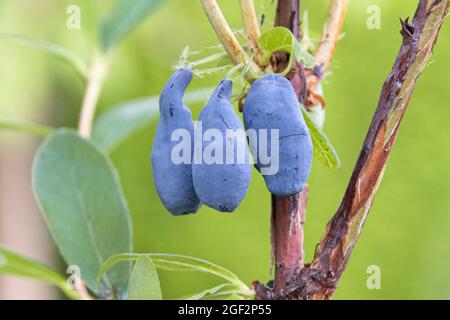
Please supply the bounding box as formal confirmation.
[151,69,312,216]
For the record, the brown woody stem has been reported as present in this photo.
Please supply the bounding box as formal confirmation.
[310,0,449,299]
[270,0,309,297]
[275,0,301,39]
[271,187,308,294]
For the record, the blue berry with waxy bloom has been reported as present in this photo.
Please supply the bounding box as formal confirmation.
[192,79,252,212]
[151,68,201,215]
[243,73,313,196]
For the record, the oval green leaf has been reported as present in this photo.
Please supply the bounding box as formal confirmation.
[128,256,162,300]
[33,129,132,299]
[258,27,315,69]
[302,107,341,169]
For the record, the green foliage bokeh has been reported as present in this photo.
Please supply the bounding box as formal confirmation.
[0,0,448,299]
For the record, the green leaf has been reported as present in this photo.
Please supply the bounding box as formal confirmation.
[258,27,315,74]
[98,253,251,295]
[128,257,162,300]
[33,129,132,299]
[302,108,341,169]
[93,87,215,152]
[101,0,166,50]
[0,117,53,138]
[0,33,88,78]
[0,246,79,299]
[259,27,292,62]
[293,38,316,67]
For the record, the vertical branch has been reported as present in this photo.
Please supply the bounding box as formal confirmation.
[262,0,350,300]
[271,187,308,294]
[271,0,309,297]
[274,0,308,103]
[310,0,449,300]
[275,0,301,38]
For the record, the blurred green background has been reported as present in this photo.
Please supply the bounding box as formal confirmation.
[0,0,448,299]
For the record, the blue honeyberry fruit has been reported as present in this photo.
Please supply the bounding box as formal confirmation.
[151,68,201,215]
[192,80,252,212]
[243,73,313,196]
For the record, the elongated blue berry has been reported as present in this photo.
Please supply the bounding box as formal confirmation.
[192,80,252,212]
[243,74,312,196]
[151,68,201,215]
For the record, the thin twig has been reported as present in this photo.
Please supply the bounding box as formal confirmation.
[314,0,349,76]
[310,0,449,299]
[78,54,109,138]
[239,0,264,65]
[306,0,349,108]
[199,0,260,77]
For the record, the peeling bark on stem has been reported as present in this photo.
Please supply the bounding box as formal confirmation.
[310,0,449,300]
